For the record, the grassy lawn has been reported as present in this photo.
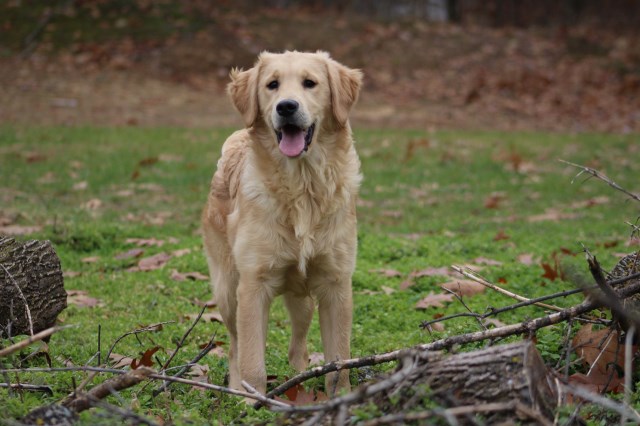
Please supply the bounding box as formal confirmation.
[0,125,638,424]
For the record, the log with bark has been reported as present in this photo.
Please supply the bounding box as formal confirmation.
[281,340,557,425]
[0,236,67,338]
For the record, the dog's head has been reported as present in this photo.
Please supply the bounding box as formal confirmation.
[227,51,362,158]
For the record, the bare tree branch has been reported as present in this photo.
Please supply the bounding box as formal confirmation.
[0,326,71,358]
[559,159,640,204]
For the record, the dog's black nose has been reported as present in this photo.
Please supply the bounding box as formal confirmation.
[276,99,299,117]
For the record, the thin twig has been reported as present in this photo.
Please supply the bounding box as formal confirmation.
[622,326,635,426]
[241,380,290,408]
[0,326,71,358]
[558,382,640,422]
[443,287,486,331]
[452,265,563,311]
[0,365,275,402]
[152,333,218,396]
[1,264,34,336]
[160,305,207,372]
[421,286,597,329]
[104,321,173,364]
[560,159,640,204]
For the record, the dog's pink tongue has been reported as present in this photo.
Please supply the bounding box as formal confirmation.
[279,129,305,157]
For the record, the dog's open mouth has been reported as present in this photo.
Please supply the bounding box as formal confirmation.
[275,123,315,158]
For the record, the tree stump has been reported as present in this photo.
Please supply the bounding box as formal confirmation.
[0,236,67,338]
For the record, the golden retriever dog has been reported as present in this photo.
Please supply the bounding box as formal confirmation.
[202,51,362,399]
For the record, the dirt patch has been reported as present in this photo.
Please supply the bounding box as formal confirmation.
[2,8,639,132]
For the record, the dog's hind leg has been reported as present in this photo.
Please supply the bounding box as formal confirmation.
[284,293,313,371]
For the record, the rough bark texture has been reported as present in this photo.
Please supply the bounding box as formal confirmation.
[283,341,557,425]
[0,236,67,338]
[422,341,557,421]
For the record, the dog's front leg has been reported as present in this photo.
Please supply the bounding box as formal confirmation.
[317,279,352,396]
[236,278,272,398]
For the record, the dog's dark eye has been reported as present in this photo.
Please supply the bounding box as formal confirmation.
[267,80,279,90]
[303,79,317,89]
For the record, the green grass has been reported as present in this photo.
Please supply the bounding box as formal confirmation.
[0,125,639,424]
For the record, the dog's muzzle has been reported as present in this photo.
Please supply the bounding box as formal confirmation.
[274,99,315,158]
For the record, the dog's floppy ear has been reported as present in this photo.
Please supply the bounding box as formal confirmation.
[227,66,259,127]
[326,55,363,128]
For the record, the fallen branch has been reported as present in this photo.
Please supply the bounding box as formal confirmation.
[0,382,53,394]
[421,285,601,330]
[452,265,563,311]
[62,367,154,412]
[0,365,278,403]
[265,278,640,401]
[0,325,71,358]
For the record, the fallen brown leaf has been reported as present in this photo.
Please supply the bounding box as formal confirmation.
[473,257,503,266]
[133,252,172,271]
[415,292,455,310]
[67,290,104,308]
[131,346,160,369]
[170,269,208,282]
[0,225,43,236]
[369,268,402,278]
[308,352,325,366]
[125,238,166,247]
[439,279,486,297]
[114,248,145,260]
[517,253,536,265]
[109,353,135,369]
[171,248,192,257]
[381,285,395,295]
[185,311,224,323]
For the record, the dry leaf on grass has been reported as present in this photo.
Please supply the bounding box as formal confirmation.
[0,224,43,236]
[415,292,454,310]
[185,311,223,323]
[308,352,325,366]
[473,257,503,266]
[67,290,104,308]
[109,353,135,369]
[517,253,536,265]
[125,238,166,247]
[171,248,192,257]
[381,285,395,295]
[191,298,217,308]
[369,268,402,277]
[81,256,100,263]
[129,252,172,271]
[439,279,486,297]
[170,269,208,282]
[114,248,145,260]
[569,324,635,394]
[274,384,328,406]
[131,346,160,369]
[186,363,210,390]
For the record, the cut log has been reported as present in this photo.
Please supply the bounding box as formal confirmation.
[284,341,557,425]
[0,236,67,338]
[419,341,557,423]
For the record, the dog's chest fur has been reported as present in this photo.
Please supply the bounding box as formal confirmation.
[243,149,358,274]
